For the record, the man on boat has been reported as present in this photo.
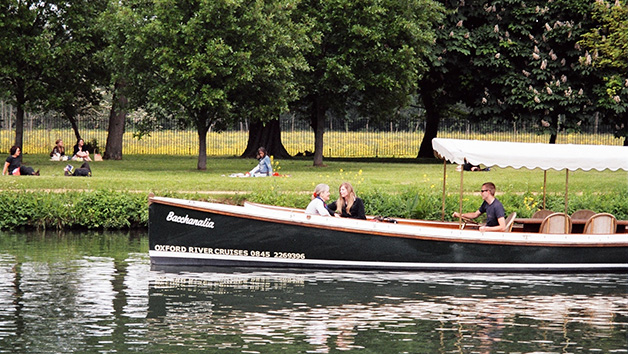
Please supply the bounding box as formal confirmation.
[452,182,506,232]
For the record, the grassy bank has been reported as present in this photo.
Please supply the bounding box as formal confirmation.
[2,154,627,230]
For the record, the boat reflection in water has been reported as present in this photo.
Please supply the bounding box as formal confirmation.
[148,266,628,353]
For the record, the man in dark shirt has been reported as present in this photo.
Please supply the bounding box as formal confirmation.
[452,182,506,232]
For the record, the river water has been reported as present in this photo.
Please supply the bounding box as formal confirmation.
[0,231,626,353]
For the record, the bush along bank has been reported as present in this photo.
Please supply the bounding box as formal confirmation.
[0,191,148,230]
[2,189,626,231]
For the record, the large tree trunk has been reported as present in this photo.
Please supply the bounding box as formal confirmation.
[104,81,128,160]
[417,82,440,158]
[312,97,326,166]
[68,114,81,142]
[196,115,210,170]
[14,104,24,150]
[241,119,291,159]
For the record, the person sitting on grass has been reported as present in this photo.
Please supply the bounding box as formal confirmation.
[50,139,68,161]
[72,138,92,162]
[2,146,39,176]
[246,147,272,177]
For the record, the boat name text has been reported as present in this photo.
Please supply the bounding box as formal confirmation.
[166,211,215,228]
[154,244,305,259]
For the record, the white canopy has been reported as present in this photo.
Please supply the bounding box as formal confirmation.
[432,138,628,172]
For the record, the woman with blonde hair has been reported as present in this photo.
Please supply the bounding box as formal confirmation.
[305,183,332,216]
[327,182,366,219]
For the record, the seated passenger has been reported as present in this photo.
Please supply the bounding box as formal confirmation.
[305,184,332,216]
[452,182,506,232]
[327,182,366,220]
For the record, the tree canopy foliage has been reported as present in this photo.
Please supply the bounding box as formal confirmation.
[294,0,444,165]
[579,0,628,143]
[136,0,308,169]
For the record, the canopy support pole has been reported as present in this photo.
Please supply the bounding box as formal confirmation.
[543,170,547,210]
[458,168,464,227]
[564,170,569,214]
[564,170,570,233]
[441,159,447,221]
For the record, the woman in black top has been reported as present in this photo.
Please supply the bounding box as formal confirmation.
[327,182,366,219]
[2,146,39,175]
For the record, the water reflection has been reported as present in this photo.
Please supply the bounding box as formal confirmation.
[149,268,628,353]
[0,230,626,353]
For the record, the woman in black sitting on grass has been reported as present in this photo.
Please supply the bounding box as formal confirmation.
[2,146,39,176]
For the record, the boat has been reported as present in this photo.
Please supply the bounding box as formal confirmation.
[148,138,628,272]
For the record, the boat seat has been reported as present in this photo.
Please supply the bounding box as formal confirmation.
[532,209,553,219]
[571,209,595,220]
[505,212,517,232]
[539,213,572,234]
[583,213,617,234]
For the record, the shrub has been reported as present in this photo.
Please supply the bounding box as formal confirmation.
[0,191,148,230]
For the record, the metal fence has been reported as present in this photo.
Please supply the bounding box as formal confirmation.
[0,101,623,157]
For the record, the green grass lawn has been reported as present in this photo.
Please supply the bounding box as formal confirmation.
[9,153,627,196]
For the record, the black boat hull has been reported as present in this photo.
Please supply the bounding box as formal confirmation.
[148,198,628,272]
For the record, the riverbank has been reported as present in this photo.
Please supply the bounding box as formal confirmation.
[1,155,626,230]
[2,187,627,231]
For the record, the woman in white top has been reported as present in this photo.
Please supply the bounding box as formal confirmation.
[305,184,332,216]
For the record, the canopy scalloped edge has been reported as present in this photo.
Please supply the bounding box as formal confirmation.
[432,138,628,172]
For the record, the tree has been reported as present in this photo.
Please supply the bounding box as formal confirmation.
[0,2,59,150]
[42,0,110,145]
[0,1,109,151]
[579,0,628,145]
[139,0,307,170]
[98,0,153,160]
[467,0,600,143]
[295,0,444,166]
[417,0,605,156]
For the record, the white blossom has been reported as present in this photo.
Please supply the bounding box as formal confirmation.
[541,59,547,70]
[613,96,621,103]
[546,87,553,95]
[535,96,541,104]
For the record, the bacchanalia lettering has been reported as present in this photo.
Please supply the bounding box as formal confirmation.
[165,211,215,228]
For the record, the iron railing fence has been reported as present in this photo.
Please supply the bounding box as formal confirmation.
[0,101,623,157]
